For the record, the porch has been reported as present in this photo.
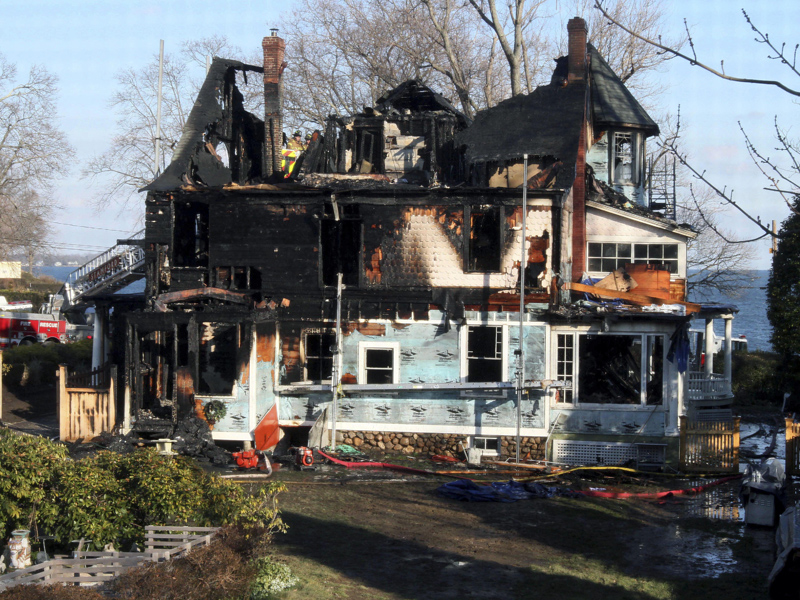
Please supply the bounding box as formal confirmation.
[686,314,735,408]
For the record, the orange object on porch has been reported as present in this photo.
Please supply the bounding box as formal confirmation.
[254,404,280,450]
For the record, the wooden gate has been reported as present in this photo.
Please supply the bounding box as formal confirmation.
[785,417,800,476]
[679,416,740,473]
[58,364,117,442]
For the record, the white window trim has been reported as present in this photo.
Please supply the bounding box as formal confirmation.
[460,323,509,397]
[553,331,666,408]
[471,436,501,456]
[358,341,400,384]
[585,236,686,279]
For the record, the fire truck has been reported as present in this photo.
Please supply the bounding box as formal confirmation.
[0,311,68,349]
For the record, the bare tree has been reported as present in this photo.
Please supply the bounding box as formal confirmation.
[0,54,73,266]
[595,0,800,238]
[83,36,259,211]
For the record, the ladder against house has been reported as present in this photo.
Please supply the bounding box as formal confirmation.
[647,155,677,221]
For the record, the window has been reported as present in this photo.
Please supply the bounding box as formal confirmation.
[556,334,574,403]
[467,206,502,272]
[199,323,239,395]
[466,326,504,382]
[587,242,679,274]
[173,202,209,267]
[359,342,399,384]
[555,332,664,406]
[321,205,361,287]
[611,131,641,185]
[472,436,500,456]
[303,331,335,382]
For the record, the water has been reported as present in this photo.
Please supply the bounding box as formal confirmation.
[691,270,772,352]
[32,265,76,282]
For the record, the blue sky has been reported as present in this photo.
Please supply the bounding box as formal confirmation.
[3,0,798,268]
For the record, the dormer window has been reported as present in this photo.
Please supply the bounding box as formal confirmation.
[611,131,643,185]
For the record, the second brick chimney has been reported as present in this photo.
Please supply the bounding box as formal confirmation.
[263,29,286,178]
[567,17,587,82]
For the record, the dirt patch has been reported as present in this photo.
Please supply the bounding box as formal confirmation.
[267,470,774,600]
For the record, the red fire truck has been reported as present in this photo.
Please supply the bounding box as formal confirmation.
[0,312,68,349]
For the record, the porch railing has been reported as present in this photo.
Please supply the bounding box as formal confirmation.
[686,371,732,401]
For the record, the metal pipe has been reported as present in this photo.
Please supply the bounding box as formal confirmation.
[154,40,165,177]
[516,154,528,465]
[331,273,343,449]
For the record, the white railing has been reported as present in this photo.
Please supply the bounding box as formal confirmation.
[64,230,145,305]
[686,371,733,402]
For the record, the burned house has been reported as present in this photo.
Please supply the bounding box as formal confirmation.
[119,20,737,467]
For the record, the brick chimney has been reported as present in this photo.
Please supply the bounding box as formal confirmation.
[263,29,286,178]
[567,17,587,82]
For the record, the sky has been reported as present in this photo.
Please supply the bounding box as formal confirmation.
[3,0,798,268]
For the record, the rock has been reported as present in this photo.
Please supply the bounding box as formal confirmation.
[353,437,363,447]
[400,437,410,446]
[378,441,385,450]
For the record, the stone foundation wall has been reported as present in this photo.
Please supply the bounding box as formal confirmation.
[335,430,546,460]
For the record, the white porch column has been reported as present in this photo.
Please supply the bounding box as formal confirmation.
[704,318,714,376]
[723,316,733,382]
[91,305,109,371]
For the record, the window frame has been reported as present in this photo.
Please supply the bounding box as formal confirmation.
[471,436,501,456]
[358,341,400,385]
[610,130,643,186]
[586,241,681,276]
[553,331,666,407]
[461,324,509,384]
[301,329,336,384]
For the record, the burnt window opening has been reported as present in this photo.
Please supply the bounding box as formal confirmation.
[303,331,336,382]
[578,334,642,405]
[137,329,175,419]
[611,131,643,185]
[467,325,504,382]
[321,205,361,287]
[199,323,238,395]
[213,266,262,290]
[173,202,209,267]
[467,206,502,272]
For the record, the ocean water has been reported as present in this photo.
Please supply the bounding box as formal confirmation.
[691,270,772,352]
[33,265,76,282]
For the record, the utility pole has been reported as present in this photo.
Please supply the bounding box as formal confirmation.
[154,40,165,177]
[515,154,528,465]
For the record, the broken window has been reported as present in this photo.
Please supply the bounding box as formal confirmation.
[303,331,335,382]
[173,202,209,267]
[611,132,640,185]
[587,243,679,274]
[199,323,238,395]
[468,206,502,272]
[321,205,361,287]
[578,334,641,404]
[214,266,262,290]
[466,326,504,382]
[359,342,399,384]
[556,333,574,403]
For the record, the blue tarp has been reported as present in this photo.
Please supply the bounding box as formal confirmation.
[436,479,584,502]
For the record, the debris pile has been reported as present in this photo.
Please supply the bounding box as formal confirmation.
[173,417,231,466]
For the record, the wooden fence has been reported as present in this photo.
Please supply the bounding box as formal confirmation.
[0,526,219,592]
[679,416,740,473]
[58,364,116,442]
[785,417,800,477]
